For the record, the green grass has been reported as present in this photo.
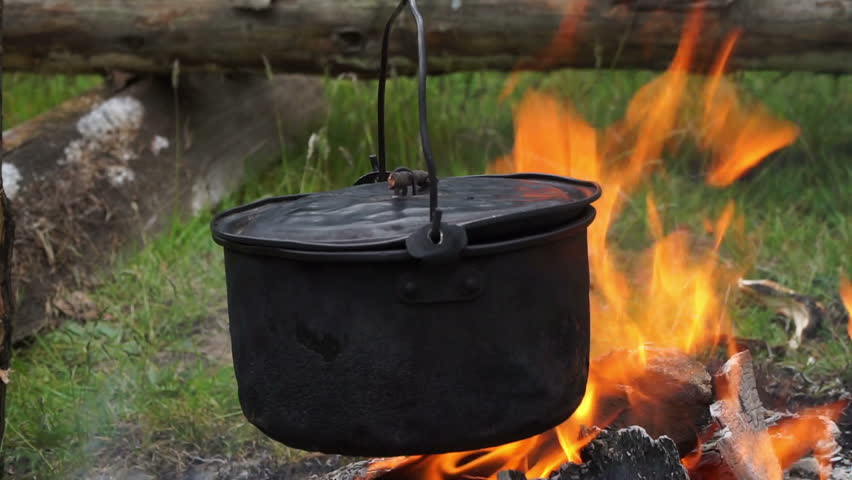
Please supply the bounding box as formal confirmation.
[2,69,850,478]
[3,73,102,128]
[6,214,300,476]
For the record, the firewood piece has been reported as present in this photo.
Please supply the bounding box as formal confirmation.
[3,73,326,341]
[689,350,784,480]
[591,347,713,456]
[5,0,852,75]
[713,350,769,426]
[738,279,825,349]
[690,355,847,480]
[553,427,688,480]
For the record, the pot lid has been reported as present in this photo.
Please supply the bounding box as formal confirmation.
[211,173,600,252]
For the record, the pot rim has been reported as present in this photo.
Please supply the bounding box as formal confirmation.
[213,206,595,263]
[211,173,601,254]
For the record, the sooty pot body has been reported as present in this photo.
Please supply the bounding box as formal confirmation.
[222,218,592,456]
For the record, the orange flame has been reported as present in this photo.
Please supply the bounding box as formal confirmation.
[699,32,801,186]
[372,8,815,480]
[840,274,852,341]
[769,401,848,480]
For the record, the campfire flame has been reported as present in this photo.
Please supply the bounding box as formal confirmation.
[699,31,800,187]
[841,274,852,341]
[371,8,842,480]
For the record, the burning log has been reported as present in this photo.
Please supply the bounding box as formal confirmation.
[5,0,852,75]
[551,427,688,480]
[694,350,784,480]
[318,428,690,480]
[3,74,326,341]
[590,347,713,456]
[688,351,846,480]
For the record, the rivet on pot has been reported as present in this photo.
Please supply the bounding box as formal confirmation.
[402,280,418,298]
[463,276,480,295]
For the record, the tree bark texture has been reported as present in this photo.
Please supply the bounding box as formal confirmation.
[4,0,852,75]
[2,73,326,341]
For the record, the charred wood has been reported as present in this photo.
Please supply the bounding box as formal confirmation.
[5,0,852,75]
[688,350,846,480]
[689,350,783,480]
[318,429,689,480]
[3,74,326,341]
[552,427,688,480]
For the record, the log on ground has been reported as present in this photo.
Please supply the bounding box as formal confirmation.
[4,0,852,75]
[3,73,326,341]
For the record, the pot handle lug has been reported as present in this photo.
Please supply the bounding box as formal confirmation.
[405,219,467,263]
[397,266,484,304]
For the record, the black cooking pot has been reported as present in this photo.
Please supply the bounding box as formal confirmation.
[210,0,601,457]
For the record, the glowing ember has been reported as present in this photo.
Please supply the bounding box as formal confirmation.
[770,401,848,480]
[369,7,836,480]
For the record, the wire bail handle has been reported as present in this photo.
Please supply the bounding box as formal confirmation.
[376,0,445,245]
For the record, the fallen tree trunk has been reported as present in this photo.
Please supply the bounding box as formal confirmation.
[4,0,852,75]
[3,73,326,341]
